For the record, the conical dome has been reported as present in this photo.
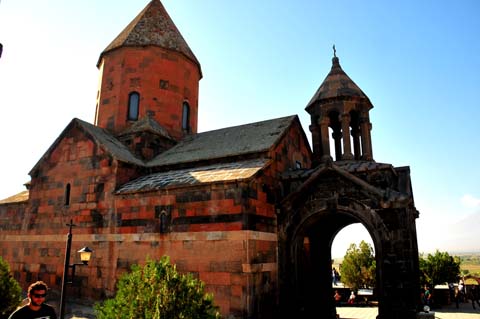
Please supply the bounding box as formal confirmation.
[306,54,374,164]
[306,56,368,110]
[97,0,200,73]
[94,0,202,142]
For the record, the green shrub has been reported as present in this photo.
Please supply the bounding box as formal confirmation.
[94,256,221,319]
[0,257,22,319]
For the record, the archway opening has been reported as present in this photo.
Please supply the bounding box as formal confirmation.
[288,211,381,318]
[331,223,378,318]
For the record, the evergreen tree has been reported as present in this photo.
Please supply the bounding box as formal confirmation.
[0,257,22,319]
[339,241,376,291]
[95,256,220,319]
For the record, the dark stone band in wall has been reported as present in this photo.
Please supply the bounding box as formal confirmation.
[173,213,276,232]
[117,213,276,232]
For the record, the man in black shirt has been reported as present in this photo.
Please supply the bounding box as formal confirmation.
[8,281,57,319]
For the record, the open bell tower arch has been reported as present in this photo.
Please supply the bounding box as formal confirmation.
[306,50,373,164]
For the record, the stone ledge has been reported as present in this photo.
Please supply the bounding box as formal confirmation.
[242,262,276,273]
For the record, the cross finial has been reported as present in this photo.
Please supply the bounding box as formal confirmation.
[333,44,336,58]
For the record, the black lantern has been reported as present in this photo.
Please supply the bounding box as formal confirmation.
[59,220,93,319]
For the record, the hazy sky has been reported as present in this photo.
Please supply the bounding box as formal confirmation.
[1,0,479,257]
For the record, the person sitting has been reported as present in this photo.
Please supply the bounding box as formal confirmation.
[347,291,356,304]
[334,290,342,304]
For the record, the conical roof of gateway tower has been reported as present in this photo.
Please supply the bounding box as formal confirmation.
[306,54,370,110]
[97,0,201,75]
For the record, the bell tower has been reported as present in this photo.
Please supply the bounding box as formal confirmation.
[94,0,202,142]
[306,49,374,166]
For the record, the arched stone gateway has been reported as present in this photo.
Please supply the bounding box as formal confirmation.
[278,161,420,318]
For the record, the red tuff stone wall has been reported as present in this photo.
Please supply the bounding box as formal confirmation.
[0,124,121,295]
[258,117,312,205]
[0,118,312,318]
[95,46,201,140]
[108,180,278,317]
[0,173,280,317]
[269,118,312,175]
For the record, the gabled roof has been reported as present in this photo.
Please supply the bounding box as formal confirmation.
[306,56,369,110]
[0,190,29,205]
[282,160,395,180]
[30,118,144,175]
[282,161,410,209]
[98,0,201,74]
[335,160,394,173]
[117,159,269,193]
[117,116,174,141]
[74,119,145,165]
[147,115,298,167]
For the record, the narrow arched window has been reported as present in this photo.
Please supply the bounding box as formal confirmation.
[182,101,190,132]
[128,92,140,121]
[160,211,169,233]
[64,183,71,206]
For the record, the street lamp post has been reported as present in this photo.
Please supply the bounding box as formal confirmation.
[59,220,93,319]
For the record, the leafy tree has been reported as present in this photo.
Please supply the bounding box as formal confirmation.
[419,250,461,288]
[461,269,470,276]
[0,257,22,319]
[339,241,376,291]
[94,256,220,319]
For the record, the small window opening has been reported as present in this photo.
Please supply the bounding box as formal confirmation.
[160,210,169,233]
[128,92,140,121]
[64,183,71,206]
[295,161,302,169]
[182,101,190,132]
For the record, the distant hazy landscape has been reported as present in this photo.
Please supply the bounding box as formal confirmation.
[456,253,480,276]
[333,252,480,278]
[429,212,480,254]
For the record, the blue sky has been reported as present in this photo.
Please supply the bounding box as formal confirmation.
[0,0,479,256]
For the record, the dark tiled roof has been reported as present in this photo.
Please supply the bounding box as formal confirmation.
[118,116,174,141]
[0,190,29,205]
[29,118,144,176]
[98,0,200,71]
[282,160,394,180]
[281,168,314,180]
[335,160,394,173]
[147,115,297,167]
[282,160,410,209]
[117,159,268,193]
[306,56,368,109]
[75,119,145,166]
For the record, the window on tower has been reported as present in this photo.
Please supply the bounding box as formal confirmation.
[64,183,71,206]
[182,101,190,132]
[128,92,140,121]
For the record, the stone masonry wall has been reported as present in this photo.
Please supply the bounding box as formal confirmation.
[96,46,201,140]
[0,125,120,294]
[0,116,312,318]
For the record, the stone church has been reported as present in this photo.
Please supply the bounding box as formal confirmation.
[0,1,421,318]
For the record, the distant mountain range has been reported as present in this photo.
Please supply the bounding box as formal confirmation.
[439,211,480,254]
